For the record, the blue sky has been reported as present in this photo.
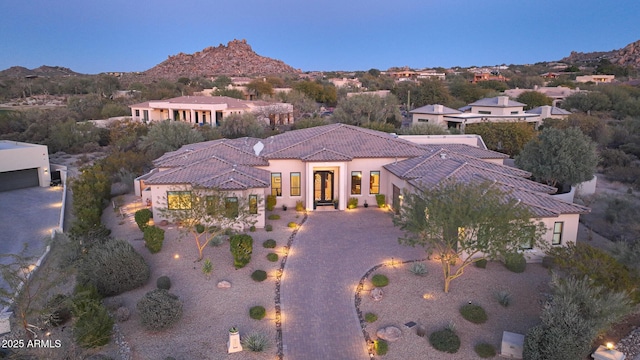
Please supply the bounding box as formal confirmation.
[1,0,639,74]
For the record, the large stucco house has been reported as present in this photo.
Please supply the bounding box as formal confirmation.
[129,96,294,127]
[135,123,589,261]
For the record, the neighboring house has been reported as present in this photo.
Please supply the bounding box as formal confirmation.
[526,105,572,120]
[575,75,615,84]
[0,141,51,192]
[129,96,294,127]
[416,70,446,81]
[329,78,362,88]
[504,86,584,106]
[136,123,589,261]
[410,104,462,125]
[472,72,508,83]
[346,90,391,98]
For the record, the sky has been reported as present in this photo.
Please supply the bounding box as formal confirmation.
[1,0,640,75]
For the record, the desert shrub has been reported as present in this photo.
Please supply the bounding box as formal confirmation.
[156,276,171,290]
[409,262,427,276]
[375,339,388,355]
[474,343,496,358]
[475,258,488,268]
[73,299,114,348]
[202,258,213,278]
[45,294,72,327]
[268,214,280,220]
[77,239,150,297]
[460,304,488,324]
[288,221,297,228]
[364,312,378,323]
[347,197,358,209]
[371,274,389,287]
[136,289,183,331]
[143,226,164,253]
[134,208,152,231]
[265,224,273,232]
[266,253,278,262]
[249,305,266,320]
[295,200,304,211]
[209,234,226,247]
[251,270,267,282]
[249,225,256,232]
[503,253,526,273]
[429,328,460,353]
[263,239,277,248]
[241,332,270,352]
[541,255,555,269]
[375,194,386,208]
[229,234,253,269]
[494,290,512,307]
[266,195,277,211]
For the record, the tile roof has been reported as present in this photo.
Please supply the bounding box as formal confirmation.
[469,97,526,107]
[420,144,509,159]
[154,138,269,168]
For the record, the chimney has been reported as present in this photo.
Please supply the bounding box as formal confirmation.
[541,105,552,118]
[498,96,509,106]
[434,104,444,113]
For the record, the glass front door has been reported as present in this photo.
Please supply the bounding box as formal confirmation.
[314,171,333,204]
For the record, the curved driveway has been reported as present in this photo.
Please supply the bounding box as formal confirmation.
[281,209,424,359]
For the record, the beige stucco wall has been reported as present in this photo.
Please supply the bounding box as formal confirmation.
[0,141,51,187]
[411,114,445,126]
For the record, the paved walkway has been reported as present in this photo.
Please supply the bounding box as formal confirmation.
[281,209,424,359]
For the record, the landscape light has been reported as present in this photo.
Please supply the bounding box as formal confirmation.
[606,342,614,350]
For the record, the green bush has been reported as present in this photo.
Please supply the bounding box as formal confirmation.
[364,312,378,323]
[45,294,72,328]
[263,239,277,248]
[371,274,389,287]
[429,329,461,353]
[136,289,183,331]
[475,258,488,268]
[295,200,304,212]
[288,221,297,228]
[267,253,279,262]
[409,262,427,276]
[209,234,226,247]
[143,226,164,253]
[475,343,497,358]
[375,194,386,208]
[249,305,266,320]
[494,290,512,307]
[134,208,152,231]
[202,258,213,277]
[266,195,277,211]
[541,255,555,269]
[77,239,150,297]
[265,224,273,232]
[249,225,256,232]
[347,197,358,209]
[460,304,488,324]
[251,270,267,282]
[241,332,270,352]
[375,339,388,355]
[156,276,171,290]
[230,234,253,269]
[504,253,526,273]
[73,299,114,348]
[268,214,280,220]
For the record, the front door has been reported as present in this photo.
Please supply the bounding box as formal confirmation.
[314,171,334,205]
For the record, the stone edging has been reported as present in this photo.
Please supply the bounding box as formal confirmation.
[354,258,428,356]
[274,212,308,360]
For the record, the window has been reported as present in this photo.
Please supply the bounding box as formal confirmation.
[271,173,282,196]
[167,191,191,210]
[249,195,258,214]
[369,171,380,195]
[552,222,564,245]
[522,226,535,249]
[225,197,238,218]
[510,111,519,115]
[290,172,301,196]
[478,110,491,115]
[135,109,140,117]
[351,171,362,195]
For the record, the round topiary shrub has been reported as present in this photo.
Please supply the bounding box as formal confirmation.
[263,239,277,248]
[288,222,297,228]
[137,289,183,331]
[77,239,150,297]
[460,304,488,324]
[265,224,273,232]
[371,274,389,287]
[251,270,267,282]
[249,305,266,320]
[134,208,152,231]
[429,328,460,353]
[504,253,526,273]
[475,343,497,358]
[266,253,278,262]
[474,258,488,269]
[156,276,171,290]
[143,225,164,253]
[364,312,378,323]
[249,225,256,232]
[267,214,281,220]
[375,339,388,355]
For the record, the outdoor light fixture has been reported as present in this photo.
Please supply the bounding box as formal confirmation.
[174,254,180,259]
[606,342,615,350]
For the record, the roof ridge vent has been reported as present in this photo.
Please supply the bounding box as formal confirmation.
[440,153,447,159]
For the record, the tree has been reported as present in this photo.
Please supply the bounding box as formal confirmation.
[212,75,232,89]
[219,112,265,138]
[393,180,545,293]
[465,122,537,156]
[393,79,452,109]
[293,80,337,105]
[277,90,319,119]
[397,123,448,135]
[159,188,260,261]
[516,91,552,110]
[211,88,245,100]
[246,79,274,99]
[515,127,598,188]
[332,94,401,126]
[139,120,204,159]
[562,92,612,113]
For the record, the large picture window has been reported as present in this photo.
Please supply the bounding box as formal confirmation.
[290,172,301,196]
[225,197,238,218]
[522,226,536,249]
[249,195,258,214]
[271,173,282,196]
[369,171,380,195]
[351,171,362,195]
[552,222,564,245]
[167,191,192,210]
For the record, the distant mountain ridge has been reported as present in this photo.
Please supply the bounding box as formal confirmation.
[560,39,640,68]
[0,65,81,78]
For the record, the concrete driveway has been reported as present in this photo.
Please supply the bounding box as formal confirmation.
[281,209,424,360]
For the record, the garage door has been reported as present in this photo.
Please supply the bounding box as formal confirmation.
[0,168,39,192]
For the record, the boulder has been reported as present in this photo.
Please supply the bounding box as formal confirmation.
[115,306,130,322]
[217,280,231,289]
[371,287,384,301]
[377,326,402,342]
